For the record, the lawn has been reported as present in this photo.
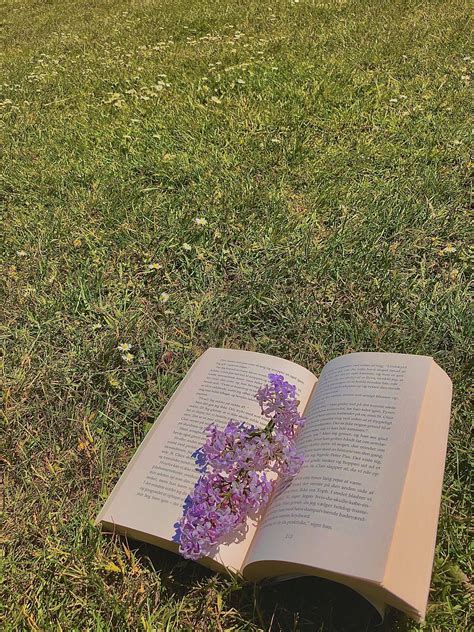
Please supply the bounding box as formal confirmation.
[1,0,472,629]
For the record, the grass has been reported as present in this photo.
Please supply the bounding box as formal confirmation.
[1,0,472,629]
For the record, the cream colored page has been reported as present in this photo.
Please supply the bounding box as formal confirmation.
[244,352,433,582]
[383,361,452,619]
[97,348,316,572]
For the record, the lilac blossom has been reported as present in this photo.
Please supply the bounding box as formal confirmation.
[176,373,305,561]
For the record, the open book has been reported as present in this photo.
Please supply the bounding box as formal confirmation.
[96,348,452,621]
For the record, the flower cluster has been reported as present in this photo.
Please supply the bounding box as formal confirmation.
[176,373,305,560]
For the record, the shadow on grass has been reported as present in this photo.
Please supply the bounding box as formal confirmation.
[130,538,411,631]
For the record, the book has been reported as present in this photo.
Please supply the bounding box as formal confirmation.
[96,348,452,621]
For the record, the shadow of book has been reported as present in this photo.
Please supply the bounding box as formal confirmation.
[127,537,411,631]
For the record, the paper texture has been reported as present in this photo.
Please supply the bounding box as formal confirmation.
[382,360,452,619]
[244,353,433,580]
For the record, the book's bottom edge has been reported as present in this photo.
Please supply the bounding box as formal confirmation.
[243,560,423,622]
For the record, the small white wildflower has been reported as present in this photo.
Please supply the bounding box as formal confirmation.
[194,217,207,226]
[439,244,457,255]
[16,250,28,257]
[182,242,192,251]
[147,262,163,270]
[117,342,132,352]
[160,292,170,302]
[121,352,134,362]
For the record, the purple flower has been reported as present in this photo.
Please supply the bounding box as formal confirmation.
[176,374,305,560]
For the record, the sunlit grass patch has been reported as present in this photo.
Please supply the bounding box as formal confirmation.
[1,0,471,630]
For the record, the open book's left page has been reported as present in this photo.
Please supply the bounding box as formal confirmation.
[96,347,316,573]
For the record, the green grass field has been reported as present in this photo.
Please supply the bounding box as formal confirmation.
[1,0,472,629]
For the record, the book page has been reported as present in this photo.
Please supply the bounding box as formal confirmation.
[244,352,435,584]
[96,348,316,573]
[382,360,452,619]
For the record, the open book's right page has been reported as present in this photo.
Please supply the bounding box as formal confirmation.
[243,352,452,619]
